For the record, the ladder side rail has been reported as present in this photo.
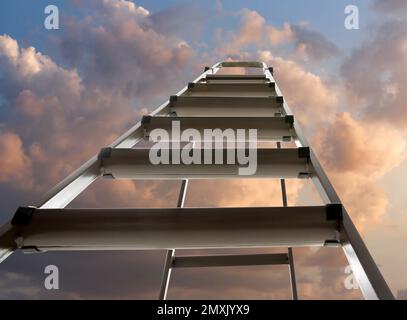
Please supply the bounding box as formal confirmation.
[158,179,189,300]
[277,141,298,300]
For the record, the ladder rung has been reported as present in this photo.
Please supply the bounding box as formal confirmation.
[99,147,310,179]
[169,96,282,109]
[171,253,289,268]
[11,205,343,251]
[163,106,281,117]
[141,116,293,141]
[185,82,275,97]
[203,79,268,85]
[205,74,267,81]
[220,61,264,68]
[158,96,283,117]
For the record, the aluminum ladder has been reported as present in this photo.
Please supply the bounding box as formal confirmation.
[0,61,394,300]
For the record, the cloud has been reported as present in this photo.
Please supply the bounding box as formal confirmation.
[341,20,407,129]
[372,0,407,13]
[168,265,292,299]
[150,3,207,42]
[313,113,405,178]
[312,112,406,226]
[215,11,339,63]
[267,23,294,45]
[0,34,116,191]
[184,179,303,208]
[237,9,265,46]
[266,23,340,61]
[71,179,181,209]
[0,271,43,299]
[259,50,337,127]
[295,247,362,300]
[0,34,19,62]
[0,34,82,104]
[0,132,32,188]
[59,0,195,104]
[100,0,150,15]
[0,0,202,227]
[397,289,407,300]
[334,9,407,233]
[0,251,164,299]
[0,0,200,197]
[212,9,266,59]
[291,24,341,61]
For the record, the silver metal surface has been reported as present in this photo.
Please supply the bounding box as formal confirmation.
[172,253,289,268]
[287,248,298,300]
[158,179,188,300]
[277,141,298,300]
[142,116,293,141]
[159,249,175,300]
[14,206,338,250]
[205,74,267,81]
[100,148,309,179]
[184,82,275,97]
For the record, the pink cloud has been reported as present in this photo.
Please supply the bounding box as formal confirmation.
[237,9,265,46]
[0,132,32,188]
[259,50,337,127]
[0,0,198,193]
[267,23,294,45]
[373,0,407,13]
[313,112,406,227]
[341,20,407,129]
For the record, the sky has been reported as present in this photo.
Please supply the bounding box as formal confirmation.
[0,0,406,299]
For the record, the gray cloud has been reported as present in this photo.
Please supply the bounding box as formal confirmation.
[267,23,341,61]
[341,19,407,128]
[397,289,407,300]
[373,0,407,13]
[58,0,196,105]
[0,0,199,299]
[150,3,208,42]
[291,24,341,61]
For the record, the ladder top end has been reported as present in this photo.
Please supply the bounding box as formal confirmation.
[220,61,264,68]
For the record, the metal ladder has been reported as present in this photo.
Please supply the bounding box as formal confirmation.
[0,61,394,300]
